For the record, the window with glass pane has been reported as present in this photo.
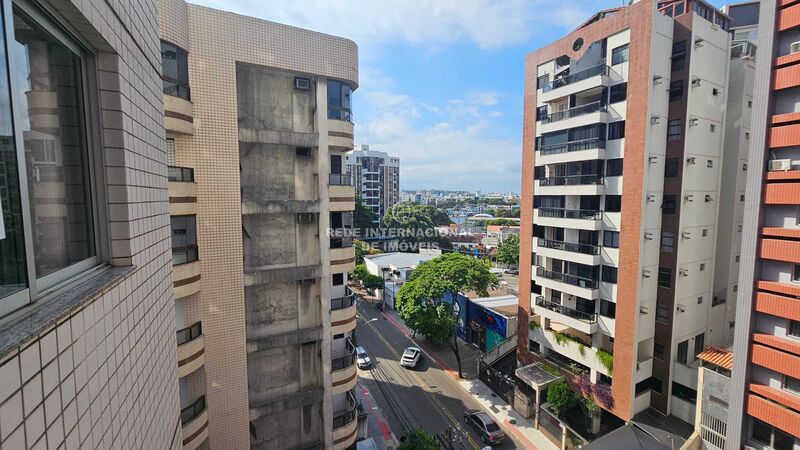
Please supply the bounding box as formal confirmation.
[171,216,198,265]
[161,41,190,100]
[676,340,688,364]
[656,302,670,323]
[660,231,674,252]
[693,333,704,360]
[611,44,629,65]
[609,83,627,103]
[784,375,800,395]
[327,79,352,121]
[13,9,95,279]
[658,267,672,288]
[669,80,684,102]
[671,41,686,72]
[603,231,619,248]
[667,119,681,141]
[789,320,800,338]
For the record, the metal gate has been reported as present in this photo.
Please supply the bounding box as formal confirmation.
[478,362,517,405]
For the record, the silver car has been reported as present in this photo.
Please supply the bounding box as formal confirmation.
[464,409,505,445]
[399,347,421,368]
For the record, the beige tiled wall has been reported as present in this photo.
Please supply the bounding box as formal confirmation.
[0,0,179,448]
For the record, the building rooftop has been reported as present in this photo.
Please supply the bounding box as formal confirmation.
[471,295,518,318]
[697,346,733,370]
[363,251,438,270]
[515,362,561,388]
[583,422,686,450]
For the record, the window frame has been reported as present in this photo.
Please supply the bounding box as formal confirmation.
[669,80,684,102]
[171,215,199,266]
[611,44,629,65]
[667,119,681,141]
[0,1,106,317]
[609,83,627,104]
[607,121,625,140]
[160,40,190,101]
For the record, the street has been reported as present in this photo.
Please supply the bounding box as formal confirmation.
[355,300,522,449]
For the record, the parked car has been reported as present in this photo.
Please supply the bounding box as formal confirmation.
[400,347,421,368]
[355,346,371,369]
[464,409,505,445]
[504,268,519,275]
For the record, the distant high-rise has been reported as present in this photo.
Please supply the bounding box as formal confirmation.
[346,145,400,222]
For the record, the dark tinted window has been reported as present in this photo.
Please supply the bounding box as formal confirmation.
[328,80,353,121]
[161,41,190,100]
[537,106,548,121]
[667,119,682,141]
[606,158,623,176]
[665,158,680,177]
[671,41,686,72]
[171,216,198,265]
[599,299,616,318]
[333,273,344,285]
[609,83,627,103]
[656,303,670,323]
[654,343,665,360]
[603,231,620,248]
[608,121,625,140]
[669,80,684,102]
[605,195,621,212]
[611,44,629,65]
[662,195,677,214]
[601,266,618,284]
[672,382,697,403]
[658,267,672,288]
[677,340,689,364]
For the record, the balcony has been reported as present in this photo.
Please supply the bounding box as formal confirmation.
[539,102,609,136]
[535,174,604,196]
[332,391,359,450]
[535,267,599,300]
[534,207,603,231]
[536,238,601,266]
[168,168,197,216]
[329,174,355,212]
[328,116,354,152]
[332,339,358,395]
[332,288,357,335]
[177,322,205,378]
[330,238,356,272]
[528,323,610,376]
[540,64,611,102]
[164,94,194,135]
[534,296,598,335]
[172,259,201,300]
[181,396,209,450]
[535,138,606,166]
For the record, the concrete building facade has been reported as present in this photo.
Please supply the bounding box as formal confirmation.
[516,0,738,428]
[726,0,800,447]
[346,145,400,222]
[156,0,359,448]
[0,0,180,448]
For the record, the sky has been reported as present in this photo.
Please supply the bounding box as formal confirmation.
[190,0,724,193]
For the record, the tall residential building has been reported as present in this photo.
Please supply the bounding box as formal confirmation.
[727,0,800,447]
[516,0,738,428]
[157,1,359,449]
[346,145,400,222]
[0,0,180,449]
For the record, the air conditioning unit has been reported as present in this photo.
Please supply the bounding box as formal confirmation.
[679,268,689,276]
[769,159,792,172]
[650,115,660,125]
[687,156,696,164]
[684,194,694,202]
[297,278,315,285]
[644,232,654,240]
[648,155,659,164]
[691,78,701,87]
[676,304,686,313]
[705,194,714,202]
[688,118,699,127]
[682,231,692,239]
[297,213,313,223]
[642,270,651,278]
[640,306,649,314]
[647,194,656,202]
[790,41,800,55]
[294,77,311,90]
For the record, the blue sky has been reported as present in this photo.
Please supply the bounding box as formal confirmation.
[191,0,724,193]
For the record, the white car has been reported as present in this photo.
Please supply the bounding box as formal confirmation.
[400,347,421,368]
[355,346,371,369]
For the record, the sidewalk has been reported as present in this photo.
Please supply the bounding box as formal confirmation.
[378,307,558,450]
[356,381,398,450]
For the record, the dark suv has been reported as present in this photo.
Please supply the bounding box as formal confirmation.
[464,409,505,445]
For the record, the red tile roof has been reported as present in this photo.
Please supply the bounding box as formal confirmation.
[697,346,733,370]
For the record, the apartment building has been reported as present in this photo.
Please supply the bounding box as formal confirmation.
[726,0,800,447]
[346,145,400,222]
[0,0,180,449]
[516,0,736,428]
[157,0,359,448]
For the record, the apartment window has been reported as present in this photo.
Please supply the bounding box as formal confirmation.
[670,80,684,102]
[664,158,679,178]
[784,375,800,395]
[608,121,625,140]
[161,41,190,100]
[609,83,627,103]
[171,216,198,265]
[599,299,616,318]
[333,273,345,286]
[667,119,682,141]
[654,343,665,360]
[672,382,697,404]
[606,159,624,176]
[0,7,103,315]
[751,419,797,450]
[537,74,550,90]
[605,195,622,213]
[601,266,618,284]
[789,320,800,338]
[328,79,353,121]
[676,340,689,365]
[700,263,705,271]
[661,195,677,215]
[793,264,800,282]
[611,44,629,65]
[656,303,670,324]
[694,333,705,359]
[603,231,620,248]
[671,40,686,72]
[709,124,716,133]
[658,267,672,288]
[661,232,675,252]
[536,106,548,121]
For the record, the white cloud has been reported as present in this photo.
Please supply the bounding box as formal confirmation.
[190,0,618,49]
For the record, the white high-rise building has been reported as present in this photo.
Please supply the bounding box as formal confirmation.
[346,145,400,222]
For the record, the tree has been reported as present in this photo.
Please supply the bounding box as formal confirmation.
[354,239,381,264]
[495,233,520,268]
[395,253,498,377]
[547,381,579,417]
[487,218,518,226]
[397,428,438,450]
[354,197,378,238]
[382,202,453,250]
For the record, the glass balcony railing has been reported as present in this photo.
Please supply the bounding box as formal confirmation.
[332,287,356,310]
[168,166,195,182]
[538,138,606,156]
[537,207,602,220]
[330,237,354,249]
[542,64,609,93]
[333,391,358,429]
[538,174,604,187]
[176,321,202,346]
[542,101,606,124]
[180,395,206,425]
[537,238,600,255]
[331,339,357,371]
[535,296,597,323]
[329,173,354,186]
[536,267,598,289]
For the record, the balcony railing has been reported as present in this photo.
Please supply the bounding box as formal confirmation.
[538,174,604,187]
[168,166,195,182]
[538,138,606,156]
[329,173,353,186]
[542,64,609,93]
[172,245,199,265]
[536,296,597,323]
[332,339,357,371]
[538,207,602,220]
[177,322,202,346]
[180,395,206,425]
[328,106,353,122]
[542,101,606,124]
[333,391,358,428]
[536,267,598,289]
[330,237,354,249]
[538,238,600,255]
[332,287,356,310]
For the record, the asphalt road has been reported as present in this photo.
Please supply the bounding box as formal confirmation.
[355,301,521,449]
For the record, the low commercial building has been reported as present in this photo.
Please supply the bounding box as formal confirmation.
[363,251,440,309]
[466,295,519,352]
